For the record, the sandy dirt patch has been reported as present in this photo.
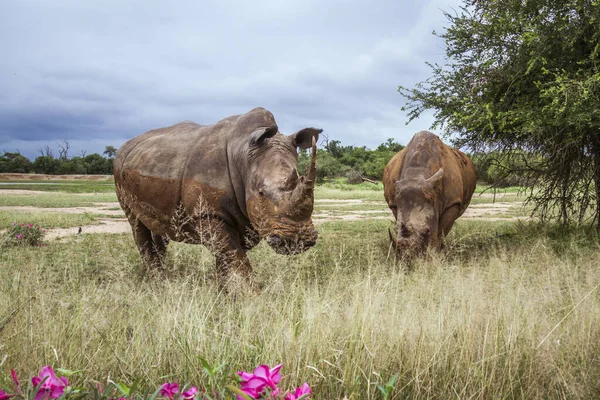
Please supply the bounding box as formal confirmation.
[0,173,113,181]
[475,192,522,198]
[462,202,521,218]
[47,219,131,240]
[1,200,529,238]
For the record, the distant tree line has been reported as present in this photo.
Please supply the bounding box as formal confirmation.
[0,143,117,175]
[297,136,522,186]
[2,138,516,186]
[298,137,405,183]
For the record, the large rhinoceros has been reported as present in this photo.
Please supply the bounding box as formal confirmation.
[114,107,322,287]
[383,131,476,258]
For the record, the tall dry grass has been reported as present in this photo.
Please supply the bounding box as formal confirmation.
[1,219,599,399]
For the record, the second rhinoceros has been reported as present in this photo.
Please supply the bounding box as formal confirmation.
[383,131,477,258]
[114,107,322,287]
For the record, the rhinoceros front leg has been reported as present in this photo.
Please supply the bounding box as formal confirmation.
[438,204,461,248]
[210,226,255,292]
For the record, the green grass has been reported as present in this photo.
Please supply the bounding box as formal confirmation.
[1,184,599,398]
[474,184,526,194]
[315,186,385,201]
[0,180,115,193]
[0,193,118,207]
[319,178,384,191]
[0,211,99,229]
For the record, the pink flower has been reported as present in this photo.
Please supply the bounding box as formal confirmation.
[0,389,15,400]
[28,224,33,228]
[237,364,282,399]
[16,234,22,239]
[43,229,46,233]
[160,383,179,399]
[31,366,69,400]
[284,383,311,400]
[180,386,198,399]
[40,243,47,247]
[21,224,24,227]
[11,369,22,395]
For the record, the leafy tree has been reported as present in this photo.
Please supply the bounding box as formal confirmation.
[103,145,118,158]
[32,155,60,174]
[84,153,112,174]
[0,152,31,173]
[399,0,600,233]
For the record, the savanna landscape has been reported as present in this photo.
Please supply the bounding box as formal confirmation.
[2,0,600,398]
[1,175,599,399]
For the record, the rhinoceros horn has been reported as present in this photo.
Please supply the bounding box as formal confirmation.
[303,136,317,194]
[290,136,317,205]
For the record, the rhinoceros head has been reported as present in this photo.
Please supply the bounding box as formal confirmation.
[389,168,444,258]
[245,125,322,255]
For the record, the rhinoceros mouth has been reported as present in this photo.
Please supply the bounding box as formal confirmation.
[266,234,317,255]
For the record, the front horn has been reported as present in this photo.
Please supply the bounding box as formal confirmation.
[302,136,317,195]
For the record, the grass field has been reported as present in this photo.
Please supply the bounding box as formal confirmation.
[0,181,599,399]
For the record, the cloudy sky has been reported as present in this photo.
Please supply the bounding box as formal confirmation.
[1,0,461,160]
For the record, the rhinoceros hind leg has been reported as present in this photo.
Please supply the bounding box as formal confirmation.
[151,232,170,264]
[128,217,166,271]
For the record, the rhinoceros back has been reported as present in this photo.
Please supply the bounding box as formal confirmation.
[114,120,233,236]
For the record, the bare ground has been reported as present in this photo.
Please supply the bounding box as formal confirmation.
[1,198,528,239]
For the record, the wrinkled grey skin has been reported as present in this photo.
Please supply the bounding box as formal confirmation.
[383,131,477,258]
[114,107,321,287]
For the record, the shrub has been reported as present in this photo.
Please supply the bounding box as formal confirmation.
[1,222,46,247]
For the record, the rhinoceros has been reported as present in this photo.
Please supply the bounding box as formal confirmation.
[114,107,322,286]
[383,131,477,258]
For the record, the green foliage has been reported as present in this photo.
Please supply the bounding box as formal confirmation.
[32,155,60,174]
[0,147,116,175]
[473,151,536,187]
[299,138,404,183]
[0,152,31,173]
[376,373,398,399]
[399,0,600,231]
[0,222,46,247]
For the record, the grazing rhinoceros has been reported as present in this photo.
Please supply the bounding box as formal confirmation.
[383,131,476,258]
[114,107,322,287]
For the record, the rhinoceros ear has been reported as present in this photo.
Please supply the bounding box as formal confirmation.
[289,128,323,150]
[250,125,279,147]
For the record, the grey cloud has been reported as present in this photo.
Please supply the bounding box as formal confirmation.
[1,0,461,159]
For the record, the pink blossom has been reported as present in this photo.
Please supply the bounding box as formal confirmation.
[16,234,22,239]
[40,243,47,247]
[43,229,46,233]
[21,224,24,227]
[237,364,282,399]
[160,383,179,399]
[284,383,311,400]
[31,366,69,400]
[0,389,15,400]
[28,224,33,228]
[11,369,22,395]
[180,386,198,399]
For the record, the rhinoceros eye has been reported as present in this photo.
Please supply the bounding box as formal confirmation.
[258,187,265,197]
